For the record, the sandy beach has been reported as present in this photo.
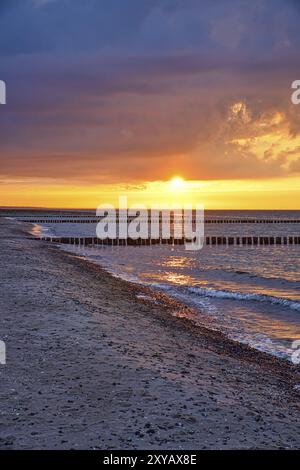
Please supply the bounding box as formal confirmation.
[0,217,299,450]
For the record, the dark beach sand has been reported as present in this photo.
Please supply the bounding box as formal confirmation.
[0,217,299,449]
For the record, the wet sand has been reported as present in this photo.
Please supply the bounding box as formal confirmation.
[0,217,299,449]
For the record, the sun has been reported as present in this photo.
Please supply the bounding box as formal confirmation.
[169,176,185,191]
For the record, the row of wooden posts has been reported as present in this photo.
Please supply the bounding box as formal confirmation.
[23,218,300,224]
[36,235,300,246]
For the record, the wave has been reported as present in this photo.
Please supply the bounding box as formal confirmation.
[230,269,300,284]
[201,265,300,284]
[187,286,300,312]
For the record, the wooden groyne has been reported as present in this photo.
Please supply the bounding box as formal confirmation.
[20,217,300,224]
[34,235,300,246]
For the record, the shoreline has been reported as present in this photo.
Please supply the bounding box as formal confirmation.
[43,228,299,369]
[28,217,300,361]
[56,242,298,377]
[0,218,300,449]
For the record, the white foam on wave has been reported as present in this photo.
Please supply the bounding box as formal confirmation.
[188,286,300,312]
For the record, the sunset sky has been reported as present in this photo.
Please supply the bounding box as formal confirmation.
[0,0,300,208]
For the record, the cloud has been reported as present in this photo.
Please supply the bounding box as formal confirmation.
[0,0,300,183]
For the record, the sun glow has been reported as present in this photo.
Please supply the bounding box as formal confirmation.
[169,176,186,191]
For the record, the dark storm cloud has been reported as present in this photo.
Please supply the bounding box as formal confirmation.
[1,0,300,182]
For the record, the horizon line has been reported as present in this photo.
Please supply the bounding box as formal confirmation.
[1,206,300,212]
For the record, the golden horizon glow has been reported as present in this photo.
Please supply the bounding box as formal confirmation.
[1,176,300,210]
